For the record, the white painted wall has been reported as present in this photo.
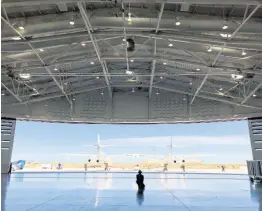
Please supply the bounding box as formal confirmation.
[1,118,16,174]
[248,118,262,160]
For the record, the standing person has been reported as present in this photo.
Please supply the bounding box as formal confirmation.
[221,165,225,172]
[136,170,145,191]
[84,163,87,171]
[181,164,185,172]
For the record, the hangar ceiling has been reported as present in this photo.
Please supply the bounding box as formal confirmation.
[1,0,262,123]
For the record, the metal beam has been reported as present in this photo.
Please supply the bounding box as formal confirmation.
[149,39,157,99]
[153,85,261,110]
[156,3,165,33]
[1,16,72,105]
[241,82,262,104]
[1,82,23,103]
[190,5,260,105]
[78,2,112,97]
[2,0,262,7]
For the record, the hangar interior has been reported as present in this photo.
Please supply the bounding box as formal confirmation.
[1,0,262,210]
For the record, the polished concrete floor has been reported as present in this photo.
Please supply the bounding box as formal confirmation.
[2,172,262,211]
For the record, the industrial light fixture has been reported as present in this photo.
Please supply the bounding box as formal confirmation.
[207,46,212,52]
[220,33,231,38]
[122,38,126,42]
[81,42,86,46]
[90,61,94,65]
[189,81,192,86]
[40,49,44,52]
[126,70,133,75]
[72,98,75,101]
[231,74,244,80]
[12,37,21,40]
[175,17,181,26]
[69,21,75,25]
[19,73,31,79]
[101,92,104,95]
[242,49,247,56]
[183,97,186,101]
[163,62,167,65]
[222,24,228,30]
[64,82,68,85]
[132,88,135,93]
[219,87,223,91]
[127,13,132,22]
[2,92,5,96]
[96,76,99,79]
[45,104,48,107]
[196,68,200,71]
[160,76,163,79]
[168,43,173,47]
[253,94,257,97]
[156,91,159,95]
[175,21,181,26]
[130,59,134,62]
[54,67,58,71]
[19,26,24,30]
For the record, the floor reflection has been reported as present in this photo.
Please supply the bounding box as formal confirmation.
[1,173,262,211]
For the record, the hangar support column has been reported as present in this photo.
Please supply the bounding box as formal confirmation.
[1,118,16,174]
[248,117,262,160]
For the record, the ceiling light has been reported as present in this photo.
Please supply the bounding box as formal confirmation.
[222,24,228,30]
[45,104,48,107]
[101,92,104,95]
[69,21,75,25]
[12,37,21,40]
[19,73,31,79]
[242,50,247,56]
[183,97,186,101]
[156,91,159,95]
[175,21,181,26]
[90,61,94,65]
[96,76,100,79]
[40,49,44,52]
[132,88,135,93]
[19,26,24,30]
[231,74,244,80]
[73,98,75,101]
[207,47,212,52]
[160,76,163,79]
[168,43,173,47]
[127,13,132,22]
[130,59,134,62]
[54,67,58,71]
[81,42,86,46]
[196,68,200,71]
[219,87,223,91]
[163,62,167,65]
[64,82,67,85]
[2,92,5,96]
[220,33,231,38]
[122,38,126,42]
[126,70,133,75]
[253,94,257,97]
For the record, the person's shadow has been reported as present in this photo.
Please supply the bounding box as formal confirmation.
[136,189,144,206]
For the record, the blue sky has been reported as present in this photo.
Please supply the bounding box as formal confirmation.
[12,120,252,164]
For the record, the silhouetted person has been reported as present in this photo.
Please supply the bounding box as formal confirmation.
[181,164,185,172]
[8,163,12,174]
[105,163,109,171]
[57,163,62,170]
[84,163,87,171]
[136,170,145,191]
[163,163,168,171]
[221,165,225,172]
